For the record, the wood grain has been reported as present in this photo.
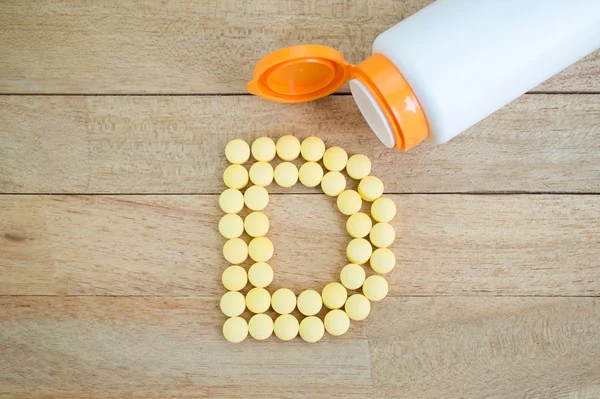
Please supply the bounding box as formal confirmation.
[1,94,599,194]
[0,0,597,94]
[1,296,598,398]
[1,194,598,297]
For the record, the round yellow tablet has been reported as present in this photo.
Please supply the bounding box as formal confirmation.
[248,236,274,262]
[248,262,274,288]
[249,162,274,187]
[276,135,301,161]
[337,190,362,216]
[346,154,372,180]
[340,263,366,290]
[251,137,276,162]
[298,162,324,187]
[223,316,248,343]
[225,139,250,164]
[271,288,296,314]
[358,176,384,202]
[219,213,244,239]
[246,287,271,313]
[370,222,395,248]
[274,314,299,341]
[370,248,396,274]
[222,265,247,291]
[371,197,397,223]
[300,136,326,162]
[297,289,323,316]
[324,309,350,336]
[244,211,270,237]
[223,164,249,190]
[346,238,372,264]
[299,316,325,343]
[248,313,274,340]
[219,189,244,214]
[220,291,246,317]
[223,238,248,264]
[322,282,347,309]
[243,185,269,211]
[345,294,371,321]
[323,146,348,172]
[274,162,299,188]
[321,171,346,197]
[346,212,372,238]
[362,275,388,301]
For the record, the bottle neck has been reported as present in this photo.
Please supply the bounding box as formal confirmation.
[350,54,429,151]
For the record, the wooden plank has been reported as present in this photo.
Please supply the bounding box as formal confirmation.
[1,95,599,194]
[0,1,597,94]
[1,194,598,296]
[1,296,598,398]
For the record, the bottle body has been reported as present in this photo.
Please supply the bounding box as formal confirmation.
[353,0,600,148]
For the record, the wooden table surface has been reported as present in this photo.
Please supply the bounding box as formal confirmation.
[1,1,599,398]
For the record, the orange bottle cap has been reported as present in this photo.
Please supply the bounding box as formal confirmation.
[248,45,429,151]
[247,45,351,103]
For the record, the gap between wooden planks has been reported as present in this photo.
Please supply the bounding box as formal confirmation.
[0,296,599,399]
[1,194,598,297]
[0,94,599,194]
[0,0,598,94]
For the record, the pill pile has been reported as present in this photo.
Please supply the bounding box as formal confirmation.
[220,136,396,343]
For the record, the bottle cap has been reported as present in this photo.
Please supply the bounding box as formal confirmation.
[247,44,351,103]
[247,44,429,151]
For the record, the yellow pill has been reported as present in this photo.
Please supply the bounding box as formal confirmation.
[346,212,372,238]
[249,162,274,187]
[219,213,244,239]
[276,135,301,161]
[220,291,246,317]
[299,316,325,343]
[345,294,371,321]
[323,146,348,172]
[358,176,384,201]
[248,313,274,340]
[225,139,250,164]
[322,282,347,309]
[223,164,249,189]
[221,265,247,291]
[244,211,270,237]
[346,154,372,180]
[251,137,276,162]
[223,316,248,343]
[248,262,274,288]
[321,171,346,197]
[298,162,324,187]
[371,197,397,223]
[324,309,350,336]
[347,238,372,264]
[274,314,299,341]
[363,275,388,301]
[271,288,296,314]
[246,287,271,313]
[248,236,274,262]
[300,136,326,162]
[340,263,366,290]
[244,185,269,211]
[297,289,323,316]
[370,222,395,248]
[370,248,396,274]
[219,189,244,214]
[337,190,362,216]
[274,162,299,188]
[223,238,248,264]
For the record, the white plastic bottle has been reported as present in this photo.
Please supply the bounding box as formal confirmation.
[248,0,600,151]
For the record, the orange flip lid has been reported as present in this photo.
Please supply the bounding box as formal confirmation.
[247,45,352,103]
